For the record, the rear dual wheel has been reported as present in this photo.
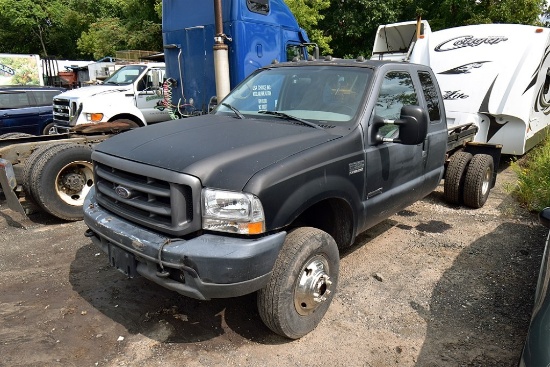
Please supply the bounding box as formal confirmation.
[444,152,494,208]
[23,143,93,220]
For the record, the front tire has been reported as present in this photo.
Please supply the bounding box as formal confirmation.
[257,227,339,339]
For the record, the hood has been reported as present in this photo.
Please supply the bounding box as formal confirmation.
[56,85,130,99]
[95,115,340,190]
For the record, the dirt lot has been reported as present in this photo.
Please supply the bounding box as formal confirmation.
[0,161,548,367]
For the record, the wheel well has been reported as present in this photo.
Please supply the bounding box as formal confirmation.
[109,114,144,127]
[290,198,354,249]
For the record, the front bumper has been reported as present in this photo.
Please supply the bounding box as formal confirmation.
[83,188,286,300]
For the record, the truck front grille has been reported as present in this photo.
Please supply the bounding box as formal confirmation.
[93,153,202,237]
[53,98,81,126]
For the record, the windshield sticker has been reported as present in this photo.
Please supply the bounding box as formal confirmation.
[252,84,272,97]
[435,36,508,52]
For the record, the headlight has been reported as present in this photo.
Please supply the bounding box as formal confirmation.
[202,188,265,235]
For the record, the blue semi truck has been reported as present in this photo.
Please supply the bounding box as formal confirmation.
[161,0,316,117]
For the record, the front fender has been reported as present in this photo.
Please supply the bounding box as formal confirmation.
[269,173,362,231]
[244,129,365,233]
[76,93,145,126]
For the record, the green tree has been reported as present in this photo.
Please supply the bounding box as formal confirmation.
[284,0,332,55]
[76,0,162,59]
[0,0,68,57]
[319,0,406,58]
[411,0,546,30]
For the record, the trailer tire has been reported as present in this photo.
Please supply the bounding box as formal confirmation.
[257,227,339,339]
[21,143,68,203]
[0,133,34,140]
[444,151,473,205]
[463,154,494,209]
[27,143,93,221]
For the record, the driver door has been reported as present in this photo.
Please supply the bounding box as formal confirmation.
[363,70,427,228]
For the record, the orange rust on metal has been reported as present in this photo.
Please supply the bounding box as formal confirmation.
[71,122,133,134]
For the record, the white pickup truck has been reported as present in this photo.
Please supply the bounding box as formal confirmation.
[52,62,170,130]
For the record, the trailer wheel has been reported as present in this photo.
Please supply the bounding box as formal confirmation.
[444,151,473,205]
[257,227,339,339]
[0,132,34,140]
[21,143,68,203]
[463,154,494,209]
[27,143,93,221]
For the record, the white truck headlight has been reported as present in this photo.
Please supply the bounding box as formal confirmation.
[202,188,265,235]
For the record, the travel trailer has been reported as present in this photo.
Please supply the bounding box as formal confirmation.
[372,21,550,155]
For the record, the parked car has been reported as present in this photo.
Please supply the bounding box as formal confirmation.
[0,86,66,136]
[520,207,550,366]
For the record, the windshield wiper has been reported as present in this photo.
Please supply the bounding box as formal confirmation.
[258,110,324,130]
[221,103,245,119]
[104,81,120,85]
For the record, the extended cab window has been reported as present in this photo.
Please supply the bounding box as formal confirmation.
[0,92,31,109]
[418,71,441,122]
[247,0,269,14]
[374,71,418,137]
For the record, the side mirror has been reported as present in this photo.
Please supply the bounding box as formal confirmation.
[371,105,428,145]
[208,96,218,113]
[151,70,161,89]
[395,105,428,145]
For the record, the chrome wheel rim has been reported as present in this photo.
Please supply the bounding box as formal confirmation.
[294,255,333,316]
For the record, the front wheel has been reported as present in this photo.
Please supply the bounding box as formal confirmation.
[257,227,339,339]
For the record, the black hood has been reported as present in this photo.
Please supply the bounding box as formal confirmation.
[94,115,340,190]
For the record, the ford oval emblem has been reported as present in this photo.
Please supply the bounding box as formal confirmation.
[115,185,132,199]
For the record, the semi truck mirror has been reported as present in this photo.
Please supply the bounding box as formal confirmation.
[152,70,161,89]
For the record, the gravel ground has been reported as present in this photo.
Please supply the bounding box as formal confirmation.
[0,161,547,367]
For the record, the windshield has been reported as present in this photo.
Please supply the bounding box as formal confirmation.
[103,65,146,85]
[213,66,373,126]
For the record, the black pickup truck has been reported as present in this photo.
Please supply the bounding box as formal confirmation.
[83,58,501,339]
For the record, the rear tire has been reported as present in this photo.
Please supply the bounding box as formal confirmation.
[463,154,494,209]
[257,227,339,339]
[27,143,93,221]
[22,143,68,204]
[444,151,473,205]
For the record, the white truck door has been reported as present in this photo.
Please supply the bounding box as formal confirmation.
[135,68,170,123]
